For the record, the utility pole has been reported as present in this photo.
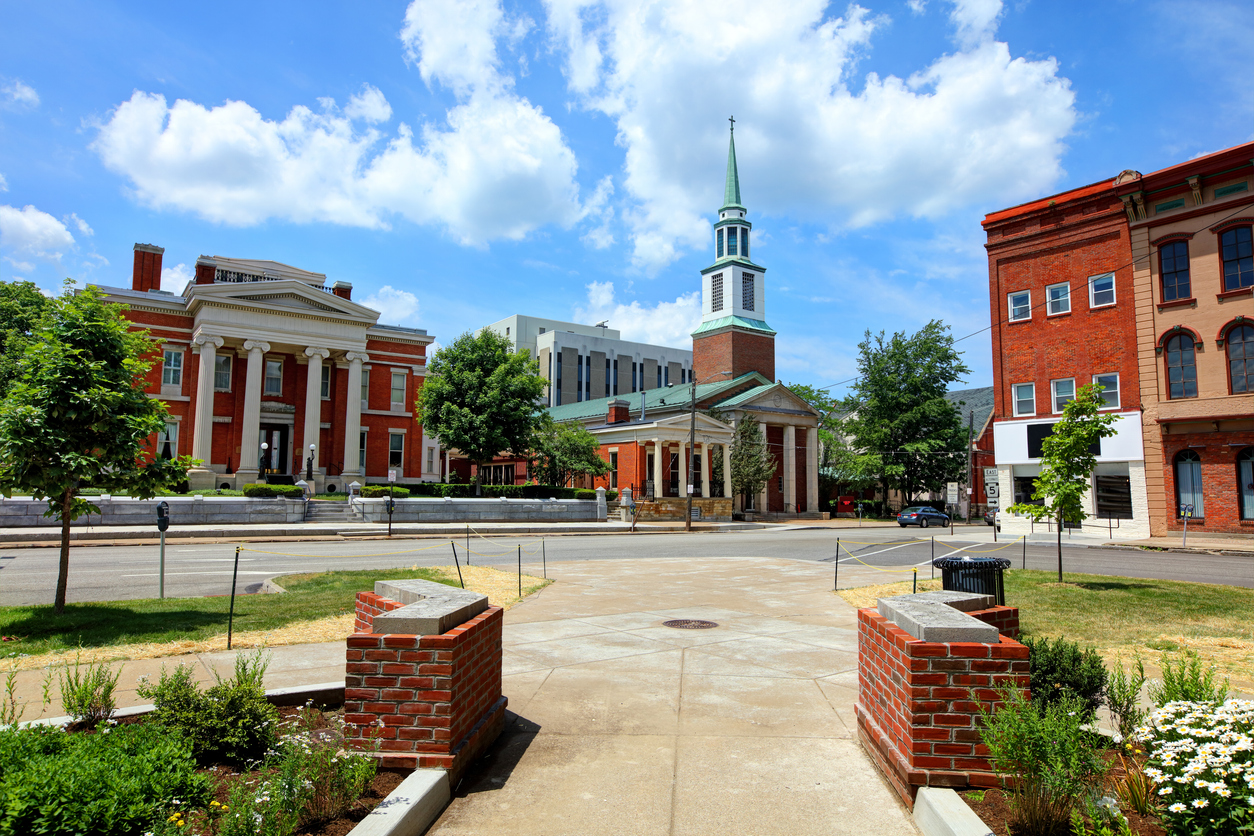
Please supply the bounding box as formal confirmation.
[686,375,697,532]
[966,412,974,524]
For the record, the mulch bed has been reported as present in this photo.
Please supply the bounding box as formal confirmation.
[961,787,1167,836]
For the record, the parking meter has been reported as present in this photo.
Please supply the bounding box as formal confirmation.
[156,501,170,531]
[156,501,170,599]
[385,497,396,515]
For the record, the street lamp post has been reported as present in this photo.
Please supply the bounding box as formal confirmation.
[686,376,697,532]
[259,442,269,480]
[306,443,316,482]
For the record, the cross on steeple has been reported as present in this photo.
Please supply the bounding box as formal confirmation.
[729,115,735,132]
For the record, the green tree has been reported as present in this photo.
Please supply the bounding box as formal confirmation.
[0,280,53,398]
[1008,383,1117,581]
[529,415,611,487]
[839,321,970,509]
[0,284,195,612]
[415,329,546,495]
[729,417,775,511]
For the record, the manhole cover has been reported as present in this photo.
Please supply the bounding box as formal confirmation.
[662,619,719,630]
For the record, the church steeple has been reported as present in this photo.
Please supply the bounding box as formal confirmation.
[722,117,744,211]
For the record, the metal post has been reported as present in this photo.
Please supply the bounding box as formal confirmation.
[966,412,974,525]
[931,536,934,579]
[542,539,547,579]
[387,482,394,538]
[517,545,522,598]
[158,530,166,600]
[466,525,470,565]
[1022,535,1027,570]
[450,542,464,589]
[686,377,697,533]
[834,537,840,590]
[912,567,917,595]
[227,546,241,650]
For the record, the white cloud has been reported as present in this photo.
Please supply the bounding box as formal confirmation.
[572,280,700,348]
[344,84,393,123]
[361,285,421,324]
[907,0,927,13]
[91,0,584,246]
[161,262,194,293]
[544,0,1075,272]
[1,79,39,110]
[66,213,93,236]
[4,256,35,274]
[0,204,75,260]
[0,173,7,192]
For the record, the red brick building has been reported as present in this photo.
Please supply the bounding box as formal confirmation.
[99,245,440,491]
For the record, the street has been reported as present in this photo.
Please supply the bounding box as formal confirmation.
[1,526,1251,606]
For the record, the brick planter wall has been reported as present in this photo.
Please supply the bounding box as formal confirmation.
[345,591,507,782]
[855,606,1029,809]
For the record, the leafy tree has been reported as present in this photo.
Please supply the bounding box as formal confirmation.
[786,382,878,508]
[415,329,545,495]
[0,281,53,398]
[1007,383,1117,581]
[729,416,775,511]
[839,321,970,509]
[529,415,611,487]
[0,284,195,613]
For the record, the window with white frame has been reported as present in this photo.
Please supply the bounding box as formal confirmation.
[214,355,231,391]
[1093,373,1120,409]
[264,359,282,395]
[1047,282,1071,315]
[389,433,404,469]
[162,349,183,387]
[360,369,370,409]
[1089,273,1115,308]
[156,421,178,459]
[1013,383,1035,416]
[1008,291,1031,321]
[1051,378,1075,413]
[320,365,330,399]
[426,446,435,474]
[390,372,406,410]
[359,431,367,471]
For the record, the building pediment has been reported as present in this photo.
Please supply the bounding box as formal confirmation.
[717,383,821,418]
[186,280,380,324]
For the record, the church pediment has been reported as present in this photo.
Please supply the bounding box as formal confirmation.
[186,279,379,323]
[232,292,338,313]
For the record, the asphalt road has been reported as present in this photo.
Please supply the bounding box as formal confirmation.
[0,526,1250,607]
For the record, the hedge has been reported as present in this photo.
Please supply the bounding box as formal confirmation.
[359,483,594,500]
[240,483,305,498]
[360,486,411,498]
[574,489,597,500]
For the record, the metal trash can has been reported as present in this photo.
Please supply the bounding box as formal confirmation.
[931,556,1011,605]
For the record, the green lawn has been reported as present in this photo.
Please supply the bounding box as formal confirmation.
[0,567,459,661]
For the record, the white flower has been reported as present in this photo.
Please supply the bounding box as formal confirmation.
[1159,787,1173,796]
[1193,799,1209,809]
[1169,802,1186,813]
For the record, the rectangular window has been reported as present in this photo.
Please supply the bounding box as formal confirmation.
[742,273,755,311]
[389,433,404,469]
[612,359,618,395]
[390,371,406,410]
[610,451,618,489]
[1012,383,1035,417]
[1089,273,1115,308]
[359,431,367,472]
[1093,373,1120,409]
[727,226,738,256]
[1008,291,1031,321]
[657,365,662,389]
[717,229,724,258]
[664,365,669,386]
[555,352,562,405]
[361,369,370,409]
[264,358,282,395]
[576,354,583,403]
[214,354,231,391]
[320,364,330,399]
[711,272,724,312]
[1047,282,1071,315]
[1160,241,1191,301]
[539,326,545,334]
[1051,378,1075,413]
[157,421,178,458]
[1221,226,1254,291]
[1155,198,1185,214]
[605,358,611,397]
[1216,182,1249,198]
[162,350,183,387]
[741,227,748,259]
[631,360,637,393]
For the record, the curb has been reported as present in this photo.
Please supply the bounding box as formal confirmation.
[347,768,450,836]
[913,787,994,836]
[1098,542,1254,557]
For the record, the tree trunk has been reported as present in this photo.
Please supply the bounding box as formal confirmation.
[1056,510,1063,583]
[473,461,482,496]
[55,485,73,614]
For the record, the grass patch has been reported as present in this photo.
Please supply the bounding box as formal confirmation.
[0,565,549,671]
[838,569,1254,690]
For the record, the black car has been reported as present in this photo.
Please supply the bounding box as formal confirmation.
[897,506,949,528]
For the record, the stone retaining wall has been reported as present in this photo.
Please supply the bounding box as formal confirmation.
[0,496,304,527]
[353,497,602,523]
[634,497,733,521]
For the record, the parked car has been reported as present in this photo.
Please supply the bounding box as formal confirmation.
[984,508,1000,530]
[896,506,949,528]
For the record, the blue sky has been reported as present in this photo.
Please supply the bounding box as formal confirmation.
[1,0,1251,397]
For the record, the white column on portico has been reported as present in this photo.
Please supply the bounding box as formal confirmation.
[757,420,770,513]
[699,442,710,497]
[783,424,797,514]
[342,352,368,477]
[187,334,224,488]
[806,427,819,513]
[722,442,732,502]
[651,439,663,498]
[678,441,687,498]
[303,347,330,477]
[236,340,270,482]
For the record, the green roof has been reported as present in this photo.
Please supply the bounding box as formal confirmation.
[700,256,766,274]
[721,124,744,211]
[547,372,771,423]
[708,383,776,409]
[690,315,777,337]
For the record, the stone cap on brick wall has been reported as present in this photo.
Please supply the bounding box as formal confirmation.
[372,579,489,636]
[877,591,999,643]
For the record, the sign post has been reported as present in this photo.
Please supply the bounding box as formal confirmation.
[387,469,397,537]
[155,501,170,598]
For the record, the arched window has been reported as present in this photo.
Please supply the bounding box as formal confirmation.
[1240,448,1254,521]
[1175,450,1204,518]
[1165,334,1198,399]
[1228,325,1254,393]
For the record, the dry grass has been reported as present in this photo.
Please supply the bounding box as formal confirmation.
[837,578,942,609]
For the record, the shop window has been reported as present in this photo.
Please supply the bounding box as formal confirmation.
[1160,241,1190,301]
[1239,448,1254,521]
[1175,450,1204,518]
[1094,474,1133,520]
[1221,226,1254,291]
[1228,325,1254,394]
[1165,335,1198,399]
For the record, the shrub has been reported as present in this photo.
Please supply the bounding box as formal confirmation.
[606,489,618,501]
[574,489,597,500]
[242,483,305,498]
[1022,635,1107,720]
[1137,699,1254,835]
[0,722,210,836]
[58,655,121,728]
[1148,649,1229,706]
[359,486,411,498]
[138,650,279,766]
[979,687,1108,834]
[1106,656,1147,741]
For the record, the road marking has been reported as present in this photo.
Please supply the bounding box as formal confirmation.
[120,571,277,578]
[836,541,917,563]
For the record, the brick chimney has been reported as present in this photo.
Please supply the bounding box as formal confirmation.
[332,281,353,300]
[132,243,164,292]
[194,256,216,285]
[607,399,630,424]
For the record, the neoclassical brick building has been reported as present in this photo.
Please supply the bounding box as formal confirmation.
[98,247,441,491]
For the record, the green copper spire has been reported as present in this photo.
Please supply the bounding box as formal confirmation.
[721,116,744,211]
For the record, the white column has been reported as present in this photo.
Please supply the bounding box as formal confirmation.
[187,334,223,488]
[678,441,687,498]
[343,352,368,477]
[236,340,270,482]
[651,439,664,498]
[783,424,796,513]
[722,442,732,502]
[303,347,329,478]
[806,426,820,513]
[757,420,770,513]
[700,442,710,497]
